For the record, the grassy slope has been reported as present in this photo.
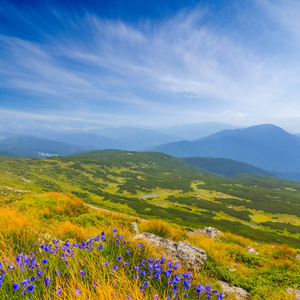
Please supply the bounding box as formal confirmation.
[0,150,300,248]
[180,157,276,178]
[0,192,299,299]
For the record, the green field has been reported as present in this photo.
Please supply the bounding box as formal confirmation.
[1,150,300,247]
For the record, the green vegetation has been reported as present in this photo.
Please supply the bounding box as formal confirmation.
[181,157,276,178]
[0,192,299,299]
[0,150,300,248]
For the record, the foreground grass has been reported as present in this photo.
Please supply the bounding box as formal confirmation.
[0,193,299,299]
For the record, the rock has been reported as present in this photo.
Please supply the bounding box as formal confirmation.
[190,227,223,239]
[133,232,207,272]
[286,288,300,299]
[247,246,259,255]
[176,241,207,271]
[218,281,250,300]
[296,254,300,261]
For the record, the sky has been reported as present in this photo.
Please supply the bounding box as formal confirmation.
[1,0,300,132]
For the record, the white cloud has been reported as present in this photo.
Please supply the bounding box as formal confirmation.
[1,3,300,127]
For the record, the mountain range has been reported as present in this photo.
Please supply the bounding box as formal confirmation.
[151,124,300,177]
[0,136,82,157]
[0,122,237,155]
[1,123,300,180]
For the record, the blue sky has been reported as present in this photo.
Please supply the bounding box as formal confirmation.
[1,0,300,131]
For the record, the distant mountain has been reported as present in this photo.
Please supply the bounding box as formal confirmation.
[150,124,300,173]
[157,122,239,140]
[0,131,14,140]
[88,127,180,150]
[0,135,83,157]
[46,133,122,150]
[181,157,276,178]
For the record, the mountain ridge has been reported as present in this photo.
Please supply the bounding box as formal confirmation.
[150,124,300,174]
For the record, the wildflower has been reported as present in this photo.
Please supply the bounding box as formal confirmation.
[125,250,131,254]
[41,259,47,264]
[98,245,104,251]
[138,243,142,247]
[75,288,81,296]
[56,288,62,295]
[205,284,212,297]
[21,284,35,294]
[196,284,204,294]
[80,270,85,276]
[140,260,145,266]
[13,282,20,290]
[44,277,51,287]
[112,228,117,233]
[103,262,109,267]
[55,269,60,275]
[111,265,119,272]
[183,279,190,291]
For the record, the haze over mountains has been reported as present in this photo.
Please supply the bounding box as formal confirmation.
[1,122,300,181]
[0,121,235,153]
[151,124,300,179]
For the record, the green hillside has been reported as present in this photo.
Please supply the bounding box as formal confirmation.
[181,157,276,177]
[1,150,300,247]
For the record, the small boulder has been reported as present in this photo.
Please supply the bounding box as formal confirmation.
[191,227,223,239]
[218,281,250,300]
[286,288,300,300]
[176,241,207,271]
[134,232,207,272]
[247,246,259,255]
[296,254,300,261]
[134,232,177,255]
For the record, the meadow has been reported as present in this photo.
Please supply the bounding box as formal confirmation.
[0,150,300,247]
[0,192,299,299]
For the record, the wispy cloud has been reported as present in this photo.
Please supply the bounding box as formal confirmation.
[1,1,300,127]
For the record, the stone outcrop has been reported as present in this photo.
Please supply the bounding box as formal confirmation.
[218,281,250,300]
[296,254,300,261]
[133,232,207,272]
[286,288,300,300]
[247,246,259,255]
[189,227,223,239]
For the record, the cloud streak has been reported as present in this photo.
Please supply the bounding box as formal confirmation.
[1,0,300,128]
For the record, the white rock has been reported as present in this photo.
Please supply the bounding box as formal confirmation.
[286,288,300,300]
[247,246,259,255]
[190,227,223,240]
[134,232,207,272]
[218,281,250,300]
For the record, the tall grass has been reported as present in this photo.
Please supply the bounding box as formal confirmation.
[0,192,299,299]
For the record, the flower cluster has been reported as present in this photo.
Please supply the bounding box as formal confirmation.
[0,228,225,299]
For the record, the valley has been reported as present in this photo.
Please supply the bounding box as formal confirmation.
[1,150,300,247]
